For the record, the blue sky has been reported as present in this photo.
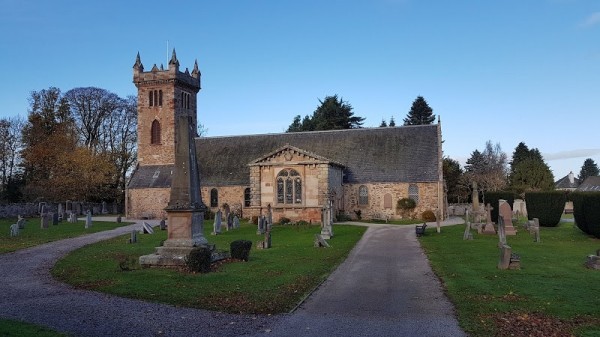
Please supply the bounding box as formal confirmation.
[0,0,598,179]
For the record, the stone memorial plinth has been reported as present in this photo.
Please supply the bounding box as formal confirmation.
[481,203,496,235]
[139,116,211,268]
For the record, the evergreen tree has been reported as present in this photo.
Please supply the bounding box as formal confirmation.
[578,158,600,182]
[443,157,467,203]
[379,119,387,127]
[509,142,554,193]
[464,141,508,193]
[286,95,364,132]
[403,96,435,125]
[389,116,396,127]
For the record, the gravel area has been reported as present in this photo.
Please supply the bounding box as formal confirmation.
[0,218,467,337]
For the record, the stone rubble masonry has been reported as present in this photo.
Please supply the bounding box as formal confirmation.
[127,188,170,219]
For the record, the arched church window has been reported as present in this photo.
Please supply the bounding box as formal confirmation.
[150,120,161,144]
[158,90,163,106]
[244,188,251,207]
[153,90,158,106]
[409,184,419,204]
[358,185,368,206]
[210,188,218,208]
[276,169,302,205]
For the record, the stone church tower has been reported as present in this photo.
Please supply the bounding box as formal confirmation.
[133,49,200,166]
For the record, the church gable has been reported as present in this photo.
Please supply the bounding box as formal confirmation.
[249,145,344,167]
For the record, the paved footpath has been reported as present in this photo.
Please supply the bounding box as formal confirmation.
[0,218,467,337]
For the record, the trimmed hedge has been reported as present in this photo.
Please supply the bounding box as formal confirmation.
[484,191,516,223]
[185,247,212,273]
[525,191,566,227]
[571,192,600,238]
[230,240,252,261]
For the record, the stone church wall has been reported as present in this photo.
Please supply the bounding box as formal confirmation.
[127,188,170,219]
[342,182,439,220]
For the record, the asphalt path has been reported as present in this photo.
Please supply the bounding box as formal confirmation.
[0,218,467,337]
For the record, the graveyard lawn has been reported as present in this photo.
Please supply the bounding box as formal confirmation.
[0,318,66,337]
[52,223,366,314]
[0,218,130,254]
[419,221,600,337]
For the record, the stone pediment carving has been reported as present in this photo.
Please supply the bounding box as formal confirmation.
[248,144,344,167]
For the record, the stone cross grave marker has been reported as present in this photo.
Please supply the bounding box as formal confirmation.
[320,201,333,239]
[481,203,496,235]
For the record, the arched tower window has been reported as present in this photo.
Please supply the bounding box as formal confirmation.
[210,188,218,208]
[409,184,419,204]
[244,188,251,207]
[150,120,161,144]
[158,90,163,106]
[358,185,368,206]
[276,169,302,205]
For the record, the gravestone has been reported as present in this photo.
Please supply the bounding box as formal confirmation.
[52,212,59,226]
[463,209,473,240]
[498,244,520,270]
[257,215,265,235]
[498,199,516,235]
[257,228,272,249]
[472,182,480,213]
[314,234,330,248]
[142,222,154,234]
[320,200,334,239]
[65,200,72,213]
[117,215,122,223]
[75,203,82,215]
[112,203,119,214]
[57,203,64,221]
[40,214,49,229]
[585,249,600,269]
[129,230,137,244]
[481,203,496,235]
[159,219,167,230]
[530,217,540,243]
[212,210,222,235]
[9,223,19,237]
[227,212,233,231]
[17,216,25,229]
[233,215,240,229]
[266,204,273,227]
[101,201,108,214]
[69,213,77,223]
[85,211,92,229]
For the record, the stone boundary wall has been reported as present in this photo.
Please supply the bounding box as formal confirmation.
[0,202,120,219]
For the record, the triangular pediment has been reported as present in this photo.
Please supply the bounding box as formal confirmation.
[248,144,344,167]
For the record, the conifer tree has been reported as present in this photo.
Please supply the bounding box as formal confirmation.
[403,96,435,125]
[578,158,599,182]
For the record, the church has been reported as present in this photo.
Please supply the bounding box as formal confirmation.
[126,52,445,223]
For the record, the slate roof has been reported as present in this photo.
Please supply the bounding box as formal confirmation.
[554,173,580,190]
[577,176,600,192]
[128,125,441,189]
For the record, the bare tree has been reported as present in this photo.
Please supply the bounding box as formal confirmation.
[464,141,508,197]
[0,116,24,185]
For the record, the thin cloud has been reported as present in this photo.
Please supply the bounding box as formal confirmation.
[543,149,600,161]
[579,12,600,28]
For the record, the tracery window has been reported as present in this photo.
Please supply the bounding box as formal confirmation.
[150,120,161,144]
[276,169,302,205]
[409,184,419,204]
[358,185,368,206]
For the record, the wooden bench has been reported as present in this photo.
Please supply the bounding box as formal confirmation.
[415,223,427,237]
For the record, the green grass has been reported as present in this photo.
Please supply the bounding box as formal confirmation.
[52,222,366,314]
[0,218,129,254]
[0,318,66,337]
[419,221,600,337]
[354,218,424,225]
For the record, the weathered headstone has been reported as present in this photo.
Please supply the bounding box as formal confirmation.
[223,204,230,231]
[51,212,59,226]
[257,215,265,235]
[320,201,333,239]
[17,216,25,229]
[85,210,92,229]
[65,200,72,213]
[463,209,473,240]
[498,199,516,235]
[101,201,108,214]
[142,221,154,234]
[129,230,138,244]
[227,212,233,231]
[57,203,64,221]
[9,223,19,237]
[40,214,49,229]
[213,210,222,235]
[472,182,480,213]
[266,204,273,227]
[530,217,540,243]
[314,234,330,248]
[481,203,496,235]
[69,213,77,223]
[257,228,272,249]
[159,219,167,230]
[116,215,122,223]
[233,215,240,229]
